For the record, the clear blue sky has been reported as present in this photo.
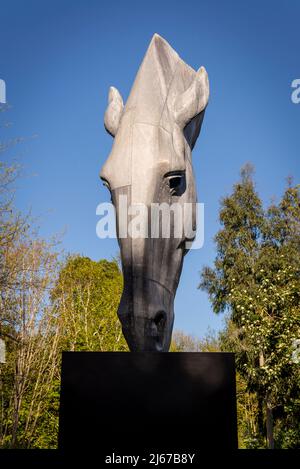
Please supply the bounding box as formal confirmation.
[1,0,299,338]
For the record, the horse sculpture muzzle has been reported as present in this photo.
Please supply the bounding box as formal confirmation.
[100,33,209,351]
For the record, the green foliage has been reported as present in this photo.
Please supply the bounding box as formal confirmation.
[52,255,128,351]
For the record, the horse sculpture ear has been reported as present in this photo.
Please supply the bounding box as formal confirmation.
[172,66,209,157]
[104,86,124,137]
[174,66,209,129]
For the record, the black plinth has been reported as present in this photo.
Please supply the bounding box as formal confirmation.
[59,352,237,452]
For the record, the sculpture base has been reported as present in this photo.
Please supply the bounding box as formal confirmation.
[58,352,237,452]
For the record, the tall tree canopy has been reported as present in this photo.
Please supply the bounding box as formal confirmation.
[52,255,128,352]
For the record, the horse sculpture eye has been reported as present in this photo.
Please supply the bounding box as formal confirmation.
[166,172,186,196]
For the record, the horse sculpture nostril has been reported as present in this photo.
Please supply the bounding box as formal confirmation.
[153,311,166,334]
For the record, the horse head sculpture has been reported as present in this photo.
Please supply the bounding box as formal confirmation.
[100,34,209,351]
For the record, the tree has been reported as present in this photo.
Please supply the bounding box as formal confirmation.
[52,255,128,352]
[199,165,300,449]
[0,163,63,448]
